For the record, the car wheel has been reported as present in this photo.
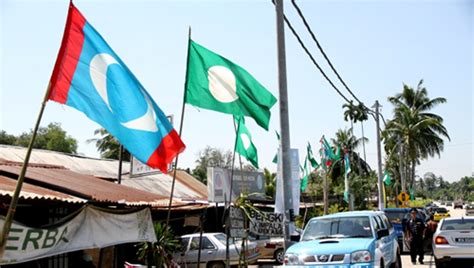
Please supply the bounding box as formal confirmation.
[434,258,445,268]
[207,261,225,268]
[274,248,284,264]
[390,253,402,268]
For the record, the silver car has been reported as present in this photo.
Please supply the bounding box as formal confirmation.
[174,233,260,268]
[432,217,474,268]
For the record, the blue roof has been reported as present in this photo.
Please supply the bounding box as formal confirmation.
[383,208,411,212]
[310,210,383,220]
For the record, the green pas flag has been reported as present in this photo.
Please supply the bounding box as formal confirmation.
[185,40,277,130]
[300,156,309,192]
[307,142,320,169]
[272,130,280,164]
[383,171,392,186]
[235,116,259,168]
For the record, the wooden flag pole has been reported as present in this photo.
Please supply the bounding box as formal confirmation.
[226,122,238,268]
[165,27,191,228]
[0,84,53,256]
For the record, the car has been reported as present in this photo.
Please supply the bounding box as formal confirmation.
[247,235,285,264]
[453,201,463,209]
[465,204,474,216]
[446,201,453,207]
[432,217,474,267]
[174,232,260,268]
[433,207,451,222]
[284,211,401,267]
[383,208,410,251]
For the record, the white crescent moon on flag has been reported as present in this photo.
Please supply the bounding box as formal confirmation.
[89,53,158,132]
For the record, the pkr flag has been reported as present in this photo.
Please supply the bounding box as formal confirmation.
[48,3,185,172]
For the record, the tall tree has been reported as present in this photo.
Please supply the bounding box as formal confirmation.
[192,146,233,184]
[12,123,77,154]
[384,80,450,192]
[87,128,130,161]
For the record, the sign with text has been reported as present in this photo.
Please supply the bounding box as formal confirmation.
[207,167,266,202]
[0,206,156,264]
[249,211,284,237]
[229,207,245,238]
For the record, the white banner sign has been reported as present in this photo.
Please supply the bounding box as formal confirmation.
[249,211,284,237]
[0,206,157,264]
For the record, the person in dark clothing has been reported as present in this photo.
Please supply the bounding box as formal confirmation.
[425,214,438,253]
[406,208,426,264]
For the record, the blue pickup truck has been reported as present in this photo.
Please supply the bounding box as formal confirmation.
[284,211,401,267]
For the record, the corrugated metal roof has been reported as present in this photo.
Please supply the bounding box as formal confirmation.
[0,145,208,202]
[121,170,208,201]
[0,145,128,179]
[0,162,183,207]
[0,175,86,203]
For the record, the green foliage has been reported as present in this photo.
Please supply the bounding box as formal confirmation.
[87,128,130,161]
[136,222,180,267]
[192,146,233,184]
[328,203,347,214]
[2,123,77,153]
[263,168,276,199]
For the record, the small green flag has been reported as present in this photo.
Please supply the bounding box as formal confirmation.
[185,40,277,130]
[272,130,280,164]
[235,116,259,168]
[307,142,320,169]
[383,171,392,186]
[300,156,310,191]
[321,136,337,160]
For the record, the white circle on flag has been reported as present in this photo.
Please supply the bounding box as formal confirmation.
[240,133,251,150]
[207,66,238,103]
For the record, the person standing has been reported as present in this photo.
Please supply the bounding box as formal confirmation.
[425,215,438,253]
[406,208,426,265]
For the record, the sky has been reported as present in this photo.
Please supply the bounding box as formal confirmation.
[0,0,472,182]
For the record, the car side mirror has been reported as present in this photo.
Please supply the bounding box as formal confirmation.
[377,229,389,239]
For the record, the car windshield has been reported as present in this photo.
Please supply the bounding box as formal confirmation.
[384,211,406,224]
[441,219,474,230]
[301,216,372,241]
[214,233,234,245]
[436,208,448,213]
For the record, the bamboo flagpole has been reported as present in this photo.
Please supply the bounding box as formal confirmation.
[0,84,53,256]
[226,123,238,268]
[165,27,192,228]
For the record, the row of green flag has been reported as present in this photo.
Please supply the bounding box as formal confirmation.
[184,39,278,168]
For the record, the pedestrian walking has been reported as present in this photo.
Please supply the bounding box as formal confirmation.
[425,215,438,253]
[406,208,426,265]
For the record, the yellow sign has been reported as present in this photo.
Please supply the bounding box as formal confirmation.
[398,192,409,203]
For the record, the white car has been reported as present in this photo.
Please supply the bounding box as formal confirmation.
[432,217,474,268]
[465,204,474,216]
[174,233,260,268]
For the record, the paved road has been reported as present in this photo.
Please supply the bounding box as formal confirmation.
[250,204,470,268]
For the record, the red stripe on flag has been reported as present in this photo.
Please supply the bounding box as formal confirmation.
[48,3,86,104]
[146,130,185,173]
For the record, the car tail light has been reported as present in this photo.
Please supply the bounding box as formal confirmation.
[265,242,277,249]
[435,236,449,245]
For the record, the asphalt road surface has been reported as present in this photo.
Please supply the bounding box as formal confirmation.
[250,204,471,268]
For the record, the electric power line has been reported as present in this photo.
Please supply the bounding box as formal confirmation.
[290,0,363,105]
[270,0,351,104]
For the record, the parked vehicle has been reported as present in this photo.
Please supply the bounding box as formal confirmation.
[446,201,453,207]
[383,208,410,251]
[247,235,284,264]
[433,207,451,222]
[453,201,463,209]
[284,211,401,267]
[175,233,260,268]
[465,204,474,216]
[432,217,474,268]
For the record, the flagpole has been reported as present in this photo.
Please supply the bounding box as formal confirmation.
[226,122,239,268]
[165,27,191,229]
[0,84,52,256]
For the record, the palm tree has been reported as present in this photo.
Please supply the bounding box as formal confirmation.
[384,80,450,192]
[87,128,130,161]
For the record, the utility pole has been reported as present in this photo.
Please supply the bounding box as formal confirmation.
[373,100,385,210]
[275,0,294,249]
[323,173,328,214]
